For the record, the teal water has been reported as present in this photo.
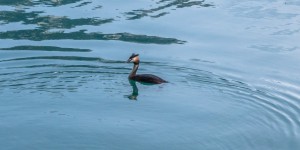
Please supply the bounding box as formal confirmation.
[1,0,300,149]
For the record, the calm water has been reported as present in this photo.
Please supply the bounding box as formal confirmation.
[1,0,300,149]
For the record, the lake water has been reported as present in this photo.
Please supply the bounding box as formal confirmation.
[0,0,300,149]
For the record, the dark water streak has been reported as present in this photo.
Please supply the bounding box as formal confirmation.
[0,10,113,29]
[125,0,213,20]
[0,45,91,52]
[0,29,185,44]
[0,0,83,6]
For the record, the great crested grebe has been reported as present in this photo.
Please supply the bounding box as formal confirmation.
[126,53,167,84]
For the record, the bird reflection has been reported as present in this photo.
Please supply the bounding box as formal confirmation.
[127,79,139,100]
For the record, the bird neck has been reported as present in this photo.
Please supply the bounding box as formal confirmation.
[129,63,139,79]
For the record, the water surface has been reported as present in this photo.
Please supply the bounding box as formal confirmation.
[1,0,300,149]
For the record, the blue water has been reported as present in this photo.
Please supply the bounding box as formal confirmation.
[1,0,300,149]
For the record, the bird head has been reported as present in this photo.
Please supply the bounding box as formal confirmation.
[127,53,140,64]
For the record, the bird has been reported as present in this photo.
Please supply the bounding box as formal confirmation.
[126,53,167,84]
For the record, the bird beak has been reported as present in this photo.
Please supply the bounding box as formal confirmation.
[126,59,132,63]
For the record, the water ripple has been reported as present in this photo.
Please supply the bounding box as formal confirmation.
[0,67,127,93]
[126,62,300,139]
[176,66,300,139]
[250,45,298,53]
[0,53,299,146]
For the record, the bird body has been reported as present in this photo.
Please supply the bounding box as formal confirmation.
[130,74,167,84]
